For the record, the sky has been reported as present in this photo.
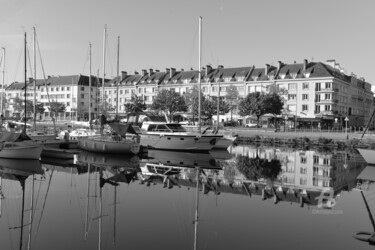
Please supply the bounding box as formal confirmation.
[1,0,375,85]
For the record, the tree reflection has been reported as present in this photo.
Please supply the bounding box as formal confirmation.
[236,154,282,181]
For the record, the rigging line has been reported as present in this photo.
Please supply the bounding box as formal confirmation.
[185,24,199,70]
[33,167,55,242]
[12,47,23,83]
[26,44,33,78]
[32,175,43,221]
[81,44,90,76]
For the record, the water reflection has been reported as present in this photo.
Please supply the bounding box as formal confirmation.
[0,144,373,249]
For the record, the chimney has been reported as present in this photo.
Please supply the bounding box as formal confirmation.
[149,68,153,75]
[277,61,283,71]
[134,71,139,75]
[142,69,147,76]
[170,68,176,78]
[265,64,270,75]
[28,77,33,84]
[206,65,212,75]
[181,68,184,72]
[121,71,127,79]
[303,59,308,71]
[156,69,160,73]
[166,68,170,75]
[218,65,224,69]
[326,59,336,68]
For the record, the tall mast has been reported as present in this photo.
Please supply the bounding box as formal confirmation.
[33,27,37,130]
[116,36,120,119]
[23,32,27,135]
[102,25,107,115]
[89,43,92,124]
[198,17,202,133]
[1,47,5,119]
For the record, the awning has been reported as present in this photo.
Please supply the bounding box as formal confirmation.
[357,166,375,182]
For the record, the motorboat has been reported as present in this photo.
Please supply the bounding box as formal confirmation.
[136,121,223,152]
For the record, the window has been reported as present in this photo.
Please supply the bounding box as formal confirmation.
[325,105,331,111]
[202,87,207,93]
[302,82,309,89]
[81,94,84,98]
[81,87,85,91]
[315,105,320,113]
[125,90,129,94]
[51,87,54,92]
[120,90,123,94]
[300,157,307,164]
[302,105,308,111]
[325,94,331,100]
[67,102,70,106]
[288,83,296,90]
[288,94,296,100]
[67,94,70,98]
[138,88,142,94]
[56,87,59,91]
[300,167,307,174]
[316,82,321,91]
[300,178,307,185]
[67,87,70,91]
[212,87,217,92]
[323,158,330,165]
[325,82,331,89]
[313,155,319,164]
[81,102,84,106]
[61,87,64,91]
[302,94,308,100]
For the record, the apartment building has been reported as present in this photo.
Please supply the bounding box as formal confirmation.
[4,59,374,128]
[5,74,102,120]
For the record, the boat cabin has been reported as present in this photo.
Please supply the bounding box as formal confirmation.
[141,122,187,133]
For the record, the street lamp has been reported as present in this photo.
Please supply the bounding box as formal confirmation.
[284,116,288,132]
[345,116,349,139]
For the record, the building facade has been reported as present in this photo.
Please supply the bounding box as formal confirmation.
[4,59,374,128]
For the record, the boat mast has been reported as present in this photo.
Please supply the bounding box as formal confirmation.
[84,164,90,240]
[102,25,107,116]
[116,36,120,119]
[198,17,202,133]
[1,47,5,119]
[193,167,200,250]
[89,43,92,124]
[23,32,27,135]
[33,27,37,131]
[27,175,35,250]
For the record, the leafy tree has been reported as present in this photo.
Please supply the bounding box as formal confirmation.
[151,89,187,122]
[13,96,34,116]
[238,92,283,125]
[49,101,66,120]
[225,85,239,122]
[201,96,230,121]
[124,94,147,114]
[184,85,204,123]
[35,103,45,120]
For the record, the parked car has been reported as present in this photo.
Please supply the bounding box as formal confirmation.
[224,121,238,127]
[245,122,259,128]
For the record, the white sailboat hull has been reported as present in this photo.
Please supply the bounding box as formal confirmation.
[357,148,375,165]
[0,142,43,160]
[78,136,140,155]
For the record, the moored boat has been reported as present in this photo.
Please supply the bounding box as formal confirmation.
[0,141,43,160]
[357,148,375,165]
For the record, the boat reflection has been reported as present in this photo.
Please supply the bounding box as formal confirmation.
[0,159,43,250]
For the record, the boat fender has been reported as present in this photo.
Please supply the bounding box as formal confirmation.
[209,138,216,145]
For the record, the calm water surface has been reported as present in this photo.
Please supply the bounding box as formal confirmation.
[0,145,374,250]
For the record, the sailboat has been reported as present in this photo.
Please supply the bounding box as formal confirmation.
[78,30,141,155]
[0,32,43,160]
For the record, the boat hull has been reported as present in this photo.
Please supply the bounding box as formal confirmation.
[213,136,236,149]
[0,142,43,160]
[41,147,80,159]
[357,148,375,165]
[140,134,222,152]
[78,136,140,155]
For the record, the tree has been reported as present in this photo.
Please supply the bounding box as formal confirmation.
[184,85,204,123]
[201,96,230,121]
[225,85,239,122]
[13,96,34,117]
[35,103,45,120]
[49,101,66,120]
[151,89,187,122]
[238,92,283,125]
[124,94,147,114]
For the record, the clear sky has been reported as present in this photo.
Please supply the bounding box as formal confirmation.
[1,0,375,85]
